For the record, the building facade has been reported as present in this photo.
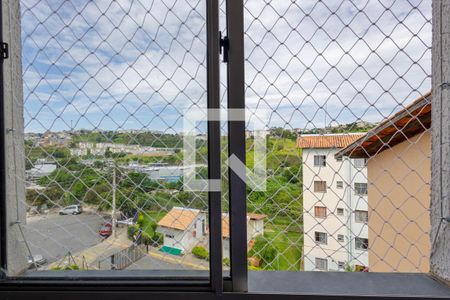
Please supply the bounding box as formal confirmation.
[156,207,207,255]
[298,134,369,271]
[337,92,431,272]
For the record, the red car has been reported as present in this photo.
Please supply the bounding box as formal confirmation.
[99,223,112,237]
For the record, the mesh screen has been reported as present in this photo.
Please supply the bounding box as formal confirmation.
[12,0,433,275]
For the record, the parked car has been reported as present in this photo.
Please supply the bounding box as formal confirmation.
[27,254,47,268]
[59,205,82,215]
[99,223,112,237]
[117,218,136,226]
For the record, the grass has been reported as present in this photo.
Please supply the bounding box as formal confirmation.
[246,138,302,170]
[259,230,303,271]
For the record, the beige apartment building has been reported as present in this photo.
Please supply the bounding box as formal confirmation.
[336,92,431,272]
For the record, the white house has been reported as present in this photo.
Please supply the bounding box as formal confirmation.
[156,207,206,255]
[298,133,369,272]
[26,162,57,182]
[222,212,266,258]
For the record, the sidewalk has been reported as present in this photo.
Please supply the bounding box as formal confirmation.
[46,227,132,270]
[145,247,209,270]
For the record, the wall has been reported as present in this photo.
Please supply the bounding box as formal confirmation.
[368,132,431,272]
[2,0,29,275]
[431,0,450,284]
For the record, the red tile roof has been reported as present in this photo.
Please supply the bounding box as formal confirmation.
[296,133,365,149]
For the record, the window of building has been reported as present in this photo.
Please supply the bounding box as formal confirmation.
[355,210,368,223]
[338,261,345,270]
[314,206,327,218]
[336,181,343,188]
[315,232,328,244]
[314,155,327,167]
[314,181,327,193]
[337,208,344,216]
[336,156,342,162]
[354,182,368,195]
[315,257,328,271]
[337,234,345,242]
[353,158,368,168]
[166,234,175,239]
[355,237,369,250]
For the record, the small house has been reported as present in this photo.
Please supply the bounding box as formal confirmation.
[156,207,206,255]
[222,212,266,258]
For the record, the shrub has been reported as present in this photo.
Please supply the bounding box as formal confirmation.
[192,245,209,260]
[50,264,80,271]
[223,257,230,266]
[127,225,139,240]
[137,213,145,226]
[151,232,163,247]
[141,232,152,245]
[249,235,277,266]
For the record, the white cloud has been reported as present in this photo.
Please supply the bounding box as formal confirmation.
[21,0,431,132]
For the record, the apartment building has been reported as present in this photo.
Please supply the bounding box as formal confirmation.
[298,133,369,271]
[336,92,431,272]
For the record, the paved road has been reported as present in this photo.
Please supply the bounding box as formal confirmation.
[126,255,189,270]
[23,213,106,264]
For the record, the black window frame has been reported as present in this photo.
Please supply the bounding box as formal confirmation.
[0,0,449,299]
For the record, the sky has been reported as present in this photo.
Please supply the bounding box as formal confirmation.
[21,0,432,133]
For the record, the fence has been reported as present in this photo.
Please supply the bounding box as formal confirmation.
[97,243,147,270]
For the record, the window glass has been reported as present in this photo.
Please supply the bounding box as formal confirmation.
[314,155,326,167]
[354,183,368,195]
[314,181,327,193]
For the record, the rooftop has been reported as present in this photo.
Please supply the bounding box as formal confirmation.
[336,91,431,158]
[157,207,201,231]
[296,133,365,149]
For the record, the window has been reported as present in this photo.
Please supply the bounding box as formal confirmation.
[315,258,328,271]
[336,181,343,189]
[354,183,368,195]
[355,237,369,250]
[353,158,367,168]
[314,155,327,166]
[355,210,368,223]
[166,234,175,239]
[314,206,327,218]
[337,234,345,242]
[337,208,344,216]
[338,261,345,270]
[315,232,328,244]
[336,156,343,162]
[314,181,327,193]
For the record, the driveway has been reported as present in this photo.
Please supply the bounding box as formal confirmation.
[23,213,106,265]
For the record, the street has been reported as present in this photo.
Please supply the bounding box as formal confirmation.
[24,213,106,265]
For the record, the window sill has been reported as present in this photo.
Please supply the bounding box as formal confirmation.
[248,271,450,298]
[0,270,449,299]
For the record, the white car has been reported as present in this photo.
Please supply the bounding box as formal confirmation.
[117,218,136,226]
[59,205,82,215]
[27,254,47,268]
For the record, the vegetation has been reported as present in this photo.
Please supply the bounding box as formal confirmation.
[50,264,82,270]
[26,130,312,271]
[71,131,183,148]
[249,232,302,271]
[192,245,209,260]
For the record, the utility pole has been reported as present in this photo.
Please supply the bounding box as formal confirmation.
[112,162,117,238]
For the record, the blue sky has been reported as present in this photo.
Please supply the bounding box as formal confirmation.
[21,0,431,133]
